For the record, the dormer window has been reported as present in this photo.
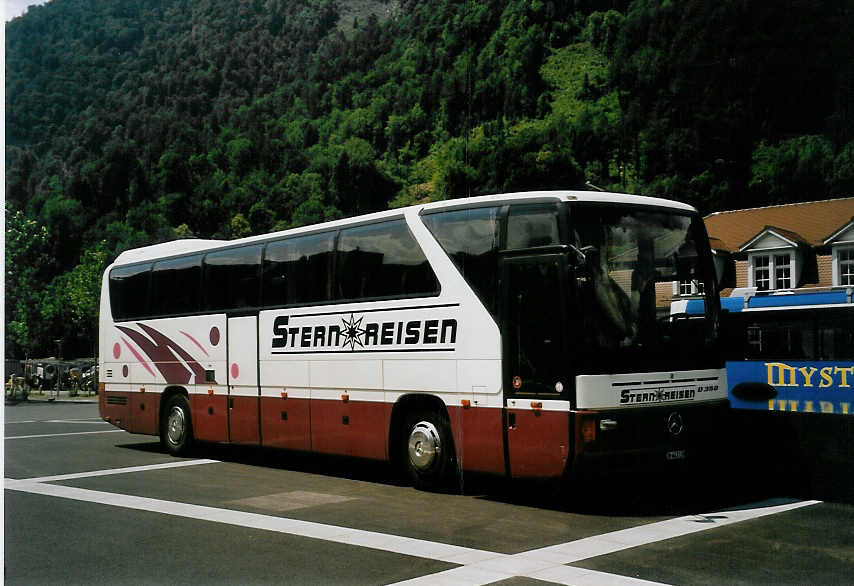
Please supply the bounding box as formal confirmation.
[825,219,854,288]
[740,227,803,291]
[840,247,854,286]
[749,252,793,291]
[774,252,791,289]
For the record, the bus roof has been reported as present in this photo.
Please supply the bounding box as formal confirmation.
[674,288,853,315]
[112,190,697,267]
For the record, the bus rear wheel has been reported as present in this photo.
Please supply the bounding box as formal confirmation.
[161,394,193,457]
[401,409,453,491]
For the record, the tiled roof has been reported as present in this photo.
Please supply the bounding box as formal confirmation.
[738,225,810,251]
[704,197,854,252]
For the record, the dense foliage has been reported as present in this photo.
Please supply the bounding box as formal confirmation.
[6,0,854,357]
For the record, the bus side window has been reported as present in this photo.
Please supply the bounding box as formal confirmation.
[109,263,152,320]
[204,245,263,311]
[263,232,335,307]
[422,207,500,316]
[505,204,560,249]
[336,219,438,301]
[150,255,202,317]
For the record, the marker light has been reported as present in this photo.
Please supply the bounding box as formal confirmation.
[581,418,597,443]
[281,391,288,399]
[461,399,471,408]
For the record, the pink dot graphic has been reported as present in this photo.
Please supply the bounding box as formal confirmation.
[113,343,121,359]
[231,363,239,379]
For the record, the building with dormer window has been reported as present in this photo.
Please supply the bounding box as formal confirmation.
[700,197,854,295]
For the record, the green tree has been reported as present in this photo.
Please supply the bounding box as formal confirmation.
[5,208,53,357]
[749,136,835,203]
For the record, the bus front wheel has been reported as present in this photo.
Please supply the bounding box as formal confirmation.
[402,409,453,491]
[161,394,193,457]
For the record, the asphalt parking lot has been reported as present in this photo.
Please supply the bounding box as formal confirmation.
[5,401,854,585]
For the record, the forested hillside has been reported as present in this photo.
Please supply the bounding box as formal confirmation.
[6,0,854,357]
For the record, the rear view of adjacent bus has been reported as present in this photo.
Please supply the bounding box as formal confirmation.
[98,191,727,491]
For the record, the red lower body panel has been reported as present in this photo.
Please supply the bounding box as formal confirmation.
[100,391,132,432]
[190,393,228,442]
[129,392,160,436]
[228,395,259,444]
[506,409,569,478]
[447,406,506,475]
[260,396,310,451]
[311,400,390,460]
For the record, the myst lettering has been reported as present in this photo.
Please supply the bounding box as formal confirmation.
[766,362,798,387]
[798,367,817,387]
[834,366,854,387]
[820,367,834,388]
[761,362,854,390]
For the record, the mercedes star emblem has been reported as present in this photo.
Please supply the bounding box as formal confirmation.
[667,411,684,436]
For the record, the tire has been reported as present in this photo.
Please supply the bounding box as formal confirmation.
[161,394,194,457]
[401,408,454,491]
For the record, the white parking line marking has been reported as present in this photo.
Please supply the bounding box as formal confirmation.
[3,460,822,586]
[387,498,820,586]
[5,481,494,565]
[5,419,109,425]
[6,459,220,484]
[45,419,110,424]
[5,429,125,440]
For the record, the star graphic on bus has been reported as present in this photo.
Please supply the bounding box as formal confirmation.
[340,313,366,351]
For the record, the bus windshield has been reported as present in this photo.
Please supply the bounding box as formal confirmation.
[572,204,719,375]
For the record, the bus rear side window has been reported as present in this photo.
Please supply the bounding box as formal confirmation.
[151,255,202,316]
[336,219,439,301]
[204,245,263,311]
[422,207,500,316]
[109,264,151,320]
[263,232,335,306]
[506,204,560,249]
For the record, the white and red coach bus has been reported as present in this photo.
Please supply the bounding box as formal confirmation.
[99,191,728,489]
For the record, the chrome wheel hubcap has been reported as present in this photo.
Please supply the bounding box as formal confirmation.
[167,405,185,446]
[408,421,441,472]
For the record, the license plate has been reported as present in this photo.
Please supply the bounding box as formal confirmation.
[666,449,686,461]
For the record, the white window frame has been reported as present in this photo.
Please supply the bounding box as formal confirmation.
[832,245,854,287]
[672,279,705,297]
[747,250,794,291]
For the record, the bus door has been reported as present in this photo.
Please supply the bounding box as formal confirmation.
[500,254,572,478]
[227,316,260,444]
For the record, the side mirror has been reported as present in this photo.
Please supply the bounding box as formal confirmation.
[569,244,596,267]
